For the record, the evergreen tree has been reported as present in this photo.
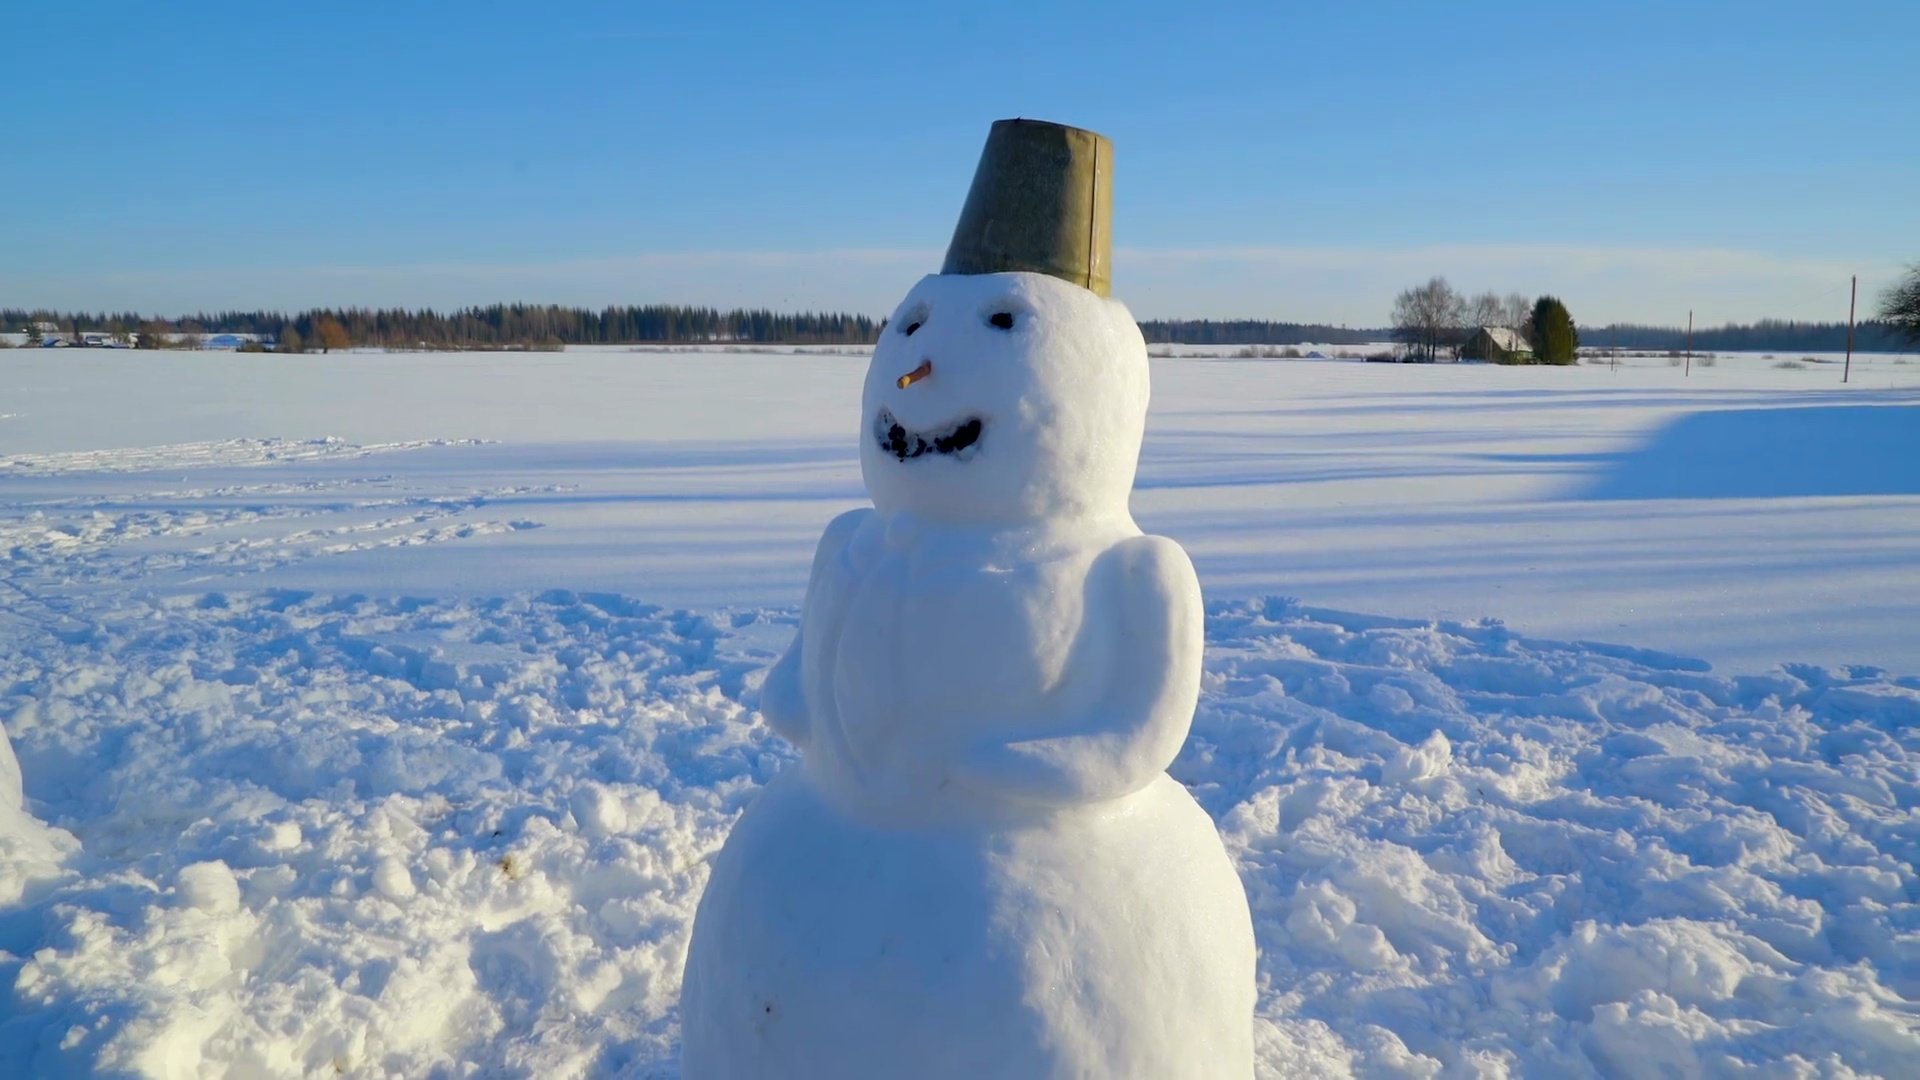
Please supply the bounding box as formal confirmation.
[1530,296,1579,365]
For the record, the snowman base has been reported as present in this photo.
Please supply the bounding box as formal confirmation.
[680,765,1255,1079]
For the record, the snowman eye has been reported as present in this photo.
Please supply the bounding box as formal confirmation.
[903,321,922,336]
[989,311,1016,330]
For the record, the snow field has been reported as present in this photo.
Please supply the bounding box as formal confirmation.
[2,347,1918,1075]
[8,346,1918,672]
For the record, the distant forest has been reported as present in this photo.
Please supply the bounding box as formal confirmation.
[4,306,1908,354]
[1133,320,1381,345]
[1574,319,1905,354]
[2,304,880,349]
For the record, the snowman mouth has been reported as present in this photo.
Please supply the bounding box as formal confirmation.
[873,408,985,461]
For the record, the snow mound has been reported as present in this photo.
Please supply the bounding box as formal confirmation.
[0,590,1914,1076]
[0,717,81,908]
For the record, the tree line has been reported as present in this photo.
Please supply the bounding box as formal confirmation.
[4,307,1381,351]
[9,264,1919,353]
[1,304,881,351]
[1573,318,1908,353]
[1134,320,1380,345]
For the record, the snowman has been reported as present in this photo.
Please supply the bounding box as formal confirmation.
[681,119,1255,1078]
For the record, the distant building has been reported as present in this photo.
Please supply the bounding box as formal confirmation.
[12,323,131,348]
[200,332,275,351]
[1460,326,1532,363]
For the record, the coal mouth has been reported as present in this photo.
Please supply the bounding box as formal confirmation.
[873,408,984,462]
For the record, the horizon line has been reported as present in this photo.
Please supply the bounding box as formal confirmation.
[2,243,1904,330]
[4,299,1898,338]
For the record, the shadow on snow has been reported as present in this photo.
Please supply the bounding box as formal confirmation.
[1573,405,1920,500]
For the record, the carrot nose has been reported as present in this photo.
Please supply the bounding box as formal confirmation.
[896,360,933,389]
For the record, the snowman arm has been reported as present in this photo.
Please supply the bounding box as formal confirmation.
[760,628,808,746]
[760,507,873,748]
[961,534,1204,804]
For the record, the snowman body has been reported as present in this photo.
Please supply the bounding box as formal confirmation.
[805,516,1112,807]
[681,272,1255,1078]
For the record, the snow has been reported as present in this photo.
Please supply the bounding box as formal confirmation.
[7,345,1914,673]
[1,344,1917,1076]
[684,272,1255,1076]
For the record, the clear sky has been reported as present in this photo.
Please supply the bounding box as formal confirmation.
[5,1,1915,326]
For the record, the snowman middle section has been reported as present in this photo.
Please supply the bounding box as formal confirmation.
[783,510,1186,820]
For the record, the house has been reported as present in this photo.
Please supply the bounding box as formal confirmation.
[1460,326,1532,363]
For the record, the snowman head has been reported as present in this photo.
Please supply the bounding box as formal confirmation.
[859,119,1146,525]
[860,271,1148,524]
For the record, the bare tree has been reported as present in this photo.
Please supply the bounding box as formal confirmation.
[1502,293,1532,333]
[1466,291,1504,329]
[314,316,351,354]
[1878,263,1920,346]
[1391,277,1465,362]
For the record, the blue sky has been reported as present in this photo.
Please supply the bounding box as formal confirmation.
[5,1,1915,325]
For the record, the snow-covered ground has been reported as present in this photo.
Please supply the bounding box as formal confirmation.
[2,347,1917,1075]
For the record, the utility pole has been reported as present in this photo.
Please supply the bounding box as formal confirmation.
[1685,310,1693,376]
[1844,275,1857,384]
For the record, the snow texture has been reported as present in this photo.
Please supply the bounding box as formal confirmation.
[3,587,1915,1076]
[1,345,1917,1076]
[684,272,1255,1077]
